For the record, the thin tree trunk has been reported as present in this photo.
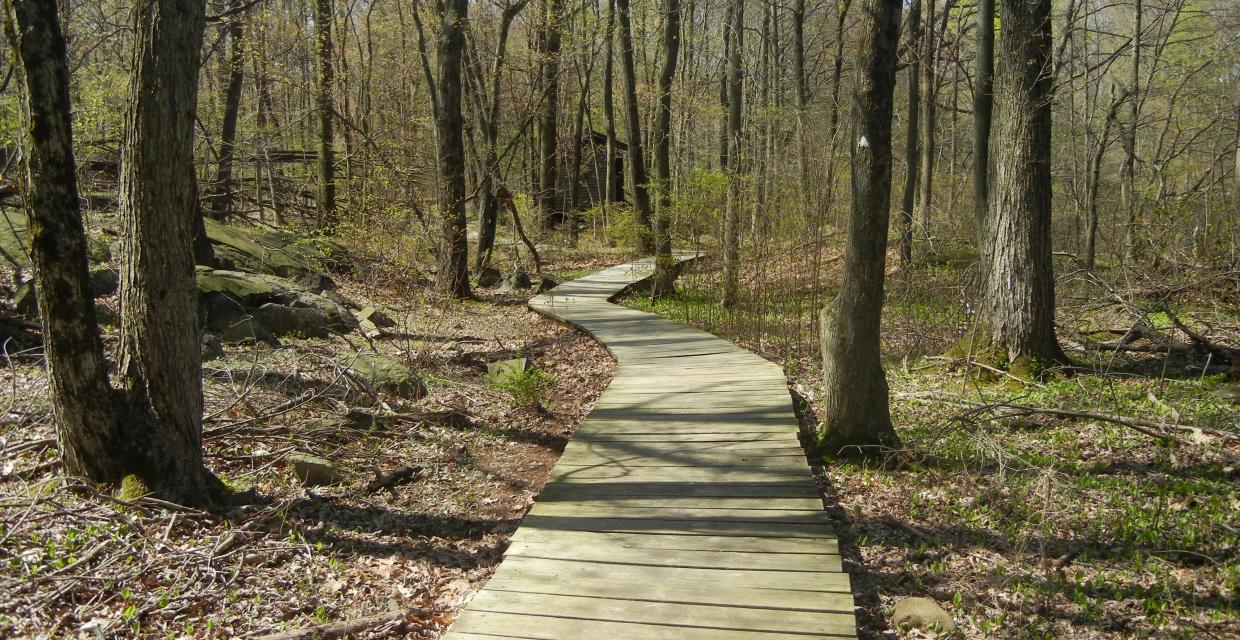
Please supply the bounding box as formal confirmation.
[212,12,246,218]
[916,0,937,255]
[616,0,654,252]
[536,0,563,229]
[603,0,619,211]
[1085,89,1123,270]
[651,0,682,297]
[977,0,1066,376]
[1122,0,1141,264]
[817,0,903,455]
[899,0,922,265]
[119,0,223,505]
[973,0,994,243]
[720,0,743,307]
[314,0,337,227]
[10,0,123,484]
[792,0,808,207]
[436,0,471,297]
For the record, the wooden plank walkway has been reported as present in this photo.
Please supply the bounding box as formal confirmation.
[443,256,854,639]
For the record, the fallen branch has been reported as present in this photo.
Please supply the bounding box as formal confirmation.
[250,607,431,640]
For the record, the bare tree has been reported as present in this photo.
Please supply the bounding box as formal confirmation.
[314,0,337,226]
[436,0,472,297]
[817,0,903,455]
[616,0,653,252]
[720,0,743,307]
[651,0,682,297]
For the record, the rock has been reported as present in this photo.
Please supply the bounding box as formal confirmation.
[487,357,532,383]
[89,267,119,297]
[0,210,30,271]
[476,266,502,288]
[204,218,321,278]
[322,290,361,310]
[498,271,532,294]
[282,291,358,333]
[287,452,346,486]
[253,303,332,339]
[12,281,38,317]
[197,267,286,306]
[200,333,225,361]
[535,275,558,293]
[201,295,279,345]
[348,354,427,399]
[891,597,956,634]
[357,306,396,328]
[293,272,336,294]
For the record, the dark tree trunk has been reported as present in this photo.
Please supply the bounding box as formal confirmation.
[1085,90,1123,270]
[212,13,246,218]
[536,0,563,229]
[11,0,124,483]
[817,0,903,456]
[899,0,922,266]
[436,0,472,298]
[1122,0,1141,264]
[916,0,938,255]
[973,0,994,242]
[119,0,222,505]
[792,0,808,204]
[720,0,743,307]
[977,0,1066,376]
[603,0,619,210]
[616,0,653,253]
[651,0,682,297]
[314,0,337,227]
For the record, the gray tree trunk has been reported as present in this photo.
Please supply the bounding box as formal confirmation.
[212,13,246,218]
[616,0,654,253]
[720,0,743,308]
[651,0,682,297]
[536,0,563,229]
[977,0,1067,376]
[973,0,994,243]
[436,0,472,297]
[899,0,922,266]
[119,0,222,505]
[314,0,337,227]
[817,0,903,456]
[11,0,124,484]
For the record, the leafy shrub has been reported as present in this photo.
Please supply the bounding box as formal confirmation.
[490,365,555,408]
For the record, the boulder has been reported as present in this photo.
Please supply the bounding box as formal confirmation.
[287,452,347,486]
[487,357,532,383]
[357,306,396,328]
[13,281,37,317]
[197,267,287,307]
[322,290,361,311]
[252,303,332,339]
[347,354,427,400]
[891,597,956,634]
[498,271,532,294]
[282,291,358,334]
[0,210,30,271]
[476,266,502,288]
[89,267,119,297]
[535,275,558,293]
[200,333,225,361]
[204,218,320,279]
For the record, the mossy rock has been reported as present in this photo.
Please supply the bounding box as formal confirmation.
[205,218,318,278]
[891,597,956,634]
[347,354,427,400]
[0,209,111,271]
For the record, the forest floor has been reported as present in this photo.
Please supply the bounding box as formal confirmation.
[624,248,1240,639]
[0,224,636,638]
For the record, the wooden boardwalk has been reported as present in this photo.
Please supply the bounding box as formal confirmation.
[443,257,854,639]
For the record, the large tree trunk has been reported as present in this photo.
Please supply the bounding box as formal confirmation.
[314,0,337,227]
[119,0,221,505]
[973,0,994,243]
[898,0,922,266]
[977,0,1066,376]
[436,0,471,298]
[720,0,743,308]
[616,0,653,253]
[817,0,903,456]
[651,0,682,297]
[536,0,563,229]
[212,12,246,218]
[11,0,124,483]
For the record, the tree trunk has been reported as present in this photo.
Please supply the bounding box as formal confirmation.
[899,0,922,266]
[212,13,246,218]
[536,0,563,229]
[436,0,471,298]
[720,0,743,307]
[792,0,808,207]
[916,0,937,255]
[973,0,994,243]
[603,0,619,211]
[314,0,337,227]
[1085,89,1123,270]
[651,0,682,297]
[119,0,222,505]
[616,0,653,253]
[977,0,1066,376]
[11,0,124,484]
[817,0,903,456]
[1122,0,1141,264]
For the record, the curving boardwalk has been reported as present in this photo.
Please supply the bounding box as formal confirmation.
[443,256,855,639]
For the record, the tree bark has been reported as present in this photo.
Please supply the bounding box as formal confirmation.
[817,0,903,456]
[720,0,743,307]
[973,0,994,243]
[916,0,937,255]
[436,0,472,298]
[536,0,563,229]
[603,0,619,210]
[314,0,337,227]
[977,0,1067,376]
[212,12,246,218]
[616,0,653,253]
[119,0,222,505]
[651,0,682,297]
[899,0,922,266]
[1122,0,1141,264]
[10,0,124,483]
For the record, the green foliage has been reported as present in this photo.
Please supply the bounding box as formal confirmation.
[489,364,555,408]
